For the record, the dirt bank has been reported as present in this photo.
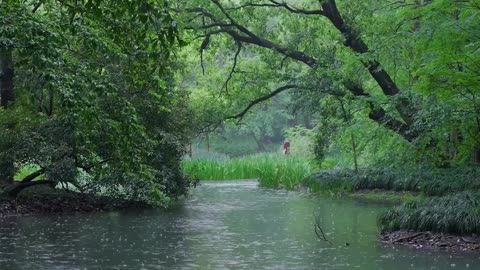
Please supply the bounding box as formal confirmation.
[381,230,480,251]
[0,187,149,217]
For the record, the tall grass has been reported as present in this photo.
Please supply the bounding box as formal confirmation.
[379,192,480,235]
[182,153,316,189]
[305,166,480,195]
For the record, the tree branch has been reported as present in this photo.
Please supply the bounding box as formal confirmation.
[32,2,43,13]
[186,2,417,140]
[20,168,45,183]
[225,84,298,123]
[7,180,57,197]
[77,158,113,172]
[228,1,323,15]
[222,42,242,93]
[186,6,318,67]
[200,34,211,75]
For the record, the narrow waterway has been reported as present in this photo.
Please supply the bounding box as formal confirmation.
[0,180,478,269]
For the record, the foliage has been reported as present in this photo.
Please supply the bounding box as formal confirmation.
[178,0,480,169]
[379,192,480,235]
[284,126,316,157]
[0,0,193,204]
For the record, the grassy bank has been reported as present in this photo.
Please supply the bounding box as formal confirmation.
[305,167,480,236]
[182,153,315,188]
[304,166,480,196]
[184,154,480,237]
[379,192,480,235]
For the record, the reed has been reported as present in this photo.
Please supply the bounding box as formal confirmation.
[305,166,480,195]
[379,192,480,234]
[182,153,315,188]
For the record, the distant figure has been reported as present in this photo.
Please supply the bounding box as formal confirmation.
[282,140,290,155]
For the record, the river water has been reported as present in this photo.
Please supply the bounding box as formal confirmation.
[0,180,478,269]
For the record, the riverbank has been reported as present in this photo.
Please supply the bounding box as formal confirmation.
[0,186,149,217]
[304,167,480,251]
[182,158,480,251]
[381,231,480,251]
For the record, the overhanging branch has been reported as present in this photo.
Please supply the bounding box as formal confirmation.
[7,180,57,197]
[222,42,242,93]
[20,168,45,183]
[229,0,323,15]
[225,84,298,123]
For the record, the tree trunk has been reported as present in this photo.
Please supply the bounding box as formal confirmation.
[6,180,57,197]
[0,48,15,108]
[251,133,266,152]
[206,132,210,152]
[320,0,414,125]
[0,48,15,185]
[351,133,358,172]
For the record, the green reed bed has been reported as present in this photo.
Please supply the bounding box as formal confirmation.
[379,192,480,235]
[182,154,314,189]
[304,166,480,196]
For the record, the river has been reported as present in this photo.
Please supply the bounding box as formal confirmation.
[0,180,478,269]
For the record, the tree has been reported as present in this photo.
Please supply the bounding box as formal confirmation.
[0,0,193,204]
[178,0,480,166]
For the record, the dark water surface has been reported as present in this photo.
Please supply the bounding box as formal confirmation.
[0,180,479,269]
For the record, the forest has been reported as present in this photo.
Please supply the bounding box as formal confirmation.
[1,0,480,268]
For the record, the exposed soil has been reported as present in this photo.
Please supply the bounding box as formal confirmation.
[381,230,480,251]
[0,186,149,217]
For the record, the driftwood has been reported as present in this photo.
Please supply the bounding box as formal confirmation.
[381,231,480,251]
[390,232,423,244]
[314,220,332,245]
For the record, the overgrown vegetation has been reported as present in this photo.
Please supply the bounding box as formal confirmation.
[305,166,480,196]
[0,0,194,206]
[182,153,315,188]
[2,0,480,239]
[379,192,480,235]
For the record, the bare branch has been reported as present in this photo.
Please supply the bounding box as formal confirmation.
[210,0,261,38]
[225,84,298,123]
[77,158,113,172]
[228,1,323,15]
[7,180,57,197]
[314,222,332,245]
[32,2,43,13]
[20,168,45,183]
[186,5,318,67]
[222,42,242,93]
[200,34,211,75]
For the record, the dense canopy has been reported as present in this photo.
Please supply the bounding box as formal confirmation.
[1,0,480,203]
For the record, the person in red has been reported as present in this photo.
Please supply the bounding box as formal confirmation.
[282,140,290,155]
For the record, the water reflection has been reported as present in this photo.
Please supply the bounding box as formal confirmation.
[0,180,479,269]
